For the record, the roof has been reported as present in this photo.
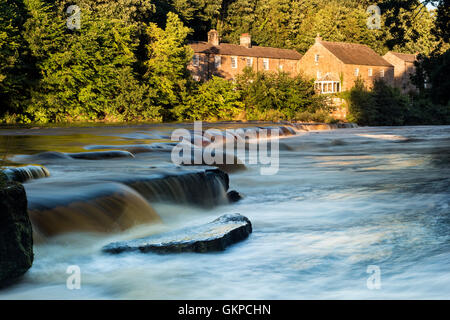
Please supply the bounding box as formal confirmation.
[189,41,302,60]
[386,51,417,63]
[318,40,393,67]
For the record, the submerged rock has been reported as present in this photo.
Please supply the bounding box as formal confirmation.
[103,213,252,254]
[27,182,161,238]
[227,190,243,203]
[3,165,50,183]
[68,150,135,160]
[0,172,34,287]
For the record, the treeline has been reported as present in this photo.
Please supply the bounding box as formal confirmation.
[0,0,449,124]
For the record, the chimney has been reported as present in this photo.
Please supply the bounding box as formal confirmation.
[208,29,219,46]
[240,33,251,48]
[315,33,322,43]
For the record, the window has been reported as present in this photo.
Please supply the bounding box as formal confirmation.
[354,68,359,76]
[246,57,253,67]
[380,69,385,77]
[368,68,373,77]
[279,64,283,71]
[315,54,319,62]
[263,58,269,70]
[231,56,237,69]
[214,55,221,68]
[192,54,199,67]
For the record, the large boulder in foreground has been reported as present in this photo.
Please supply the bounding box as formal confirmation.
[103,213,252,254]
[0,172,33,287]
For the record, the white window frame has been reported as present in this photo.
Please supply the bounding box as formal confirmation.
[315,54,319,62]
[192,54,200,67]
[246,57,253,67]
[263,58,269,71]
[368,68,373,77]
[214,55,221,68]
[354,68,359,76]
[380,69,385,78]
[231,56,237,69]
[314,81,341,94]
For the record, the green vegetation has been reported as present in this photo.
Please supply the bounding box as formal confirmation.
[0,0,448,125]
[346,78,450,126]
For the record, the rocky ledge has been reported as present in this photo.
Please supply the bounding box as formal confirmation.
[103,213,252,254]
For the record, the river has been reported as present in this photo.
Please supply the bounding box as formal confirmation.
[0,124,449,299]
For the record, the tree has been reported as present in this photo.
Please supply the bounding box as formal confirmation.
[176,76,244,120]
[144,12,194,120]
[0,0,30,116]
[23,0,158,122]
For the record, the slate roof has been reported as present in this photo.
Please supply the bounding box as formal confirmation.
[318,40,393,67]
[189,41,302,60]
[387,51,417,63]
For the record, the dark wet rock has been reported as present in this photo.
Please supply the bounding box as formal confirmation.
[279,126,296,136]
[104,168,230,208]
[0,172,34,287]
[68,150,135,160]
[26,151,71,161]
[227,190,243,203]
[84,144,161,154]
[103,213,252,254]
[3,165,50,183]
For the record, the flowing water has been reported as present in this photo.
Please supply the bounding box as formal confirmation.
[0,124,449,299]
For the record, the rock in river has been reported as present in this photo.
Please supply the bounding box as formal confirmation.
[0,172,34,287]
[103,213,252,254]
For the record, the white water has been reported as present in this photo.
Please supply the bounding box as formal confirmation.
[1,125,449,299]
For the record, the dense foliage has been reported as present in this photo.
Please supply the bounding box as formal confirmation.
[0,0,448,124]
[346,78,450,125]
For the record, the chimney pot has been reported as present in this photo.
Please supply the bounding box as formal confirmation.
[315,33,322,43]
[240,33,252,48]
[208,29,219,46]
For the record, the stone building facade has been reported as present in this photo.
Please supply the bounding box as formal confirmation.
[188,30,303,81]
[188,32,420,97]
[383,51,418,93]
[298,35,395,94]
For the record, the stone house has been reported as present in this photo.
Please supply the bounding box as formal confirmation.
[383,51,418,93]
[298,35,395,94]
[188,30,303,81]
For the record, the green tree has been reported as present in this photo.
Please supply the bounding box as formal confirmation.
[176,76,244,120]
[23,0,158,123]
[0,0,30,117]
[144,12,194,120]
